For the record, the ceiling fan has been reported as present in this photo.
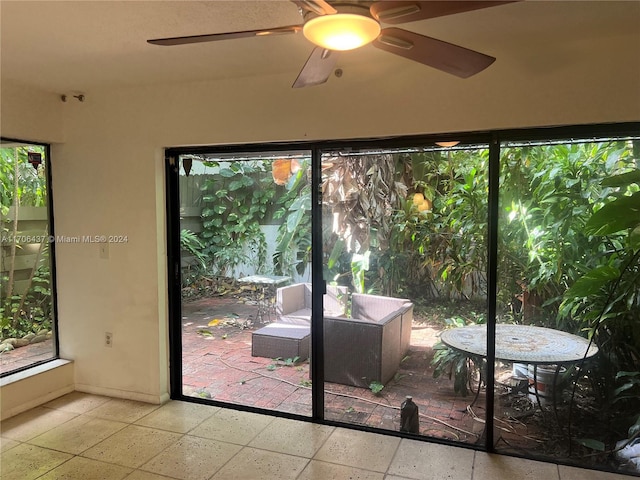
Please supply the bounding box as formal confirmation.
[148,1,516,88]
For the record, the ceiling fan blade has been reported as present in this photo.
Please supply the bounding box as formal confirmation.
[290,0,337,15]
[371,1,518,24]
[148,25,303,46]
[292,47,339,88]
[373,28,495,78]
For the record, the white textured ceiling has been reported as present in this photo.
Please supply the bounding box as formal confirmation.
[1,0,639,94]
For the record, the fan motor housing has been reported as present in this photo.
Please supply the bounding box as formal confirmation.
[302,2,377,22]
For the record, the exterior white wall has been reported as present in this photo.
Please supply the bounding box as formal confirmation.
[229,225,311,284]
[1,23,639,407]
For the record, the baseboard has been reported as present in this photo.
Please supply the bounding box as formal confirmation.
[74,383,170,405]
[2,384,75,420]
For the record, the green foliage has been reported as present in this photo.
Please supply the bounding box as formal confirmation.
[574,438,606,452]
[386,149,489,300]
[283,356,300,366]
[272,159,312,277]
[323,141,637,310]
[613,372,640,404]
[369,381,384,395]
[559,167,640,406]
[431,315,486,397]
[179,228,208,293]
[321,154,409,296]
[267,356,301,370]
[377,141,635,325]
[498,141,636,325]
[272,356,301,366]
[350,251,369,294]
[1,145,53,342]
[431,343,476,396]
[0,146,48,212]
[199,161,272,276]
[0,265,52,340]
[188,157,312,284]
[180,229,206,269]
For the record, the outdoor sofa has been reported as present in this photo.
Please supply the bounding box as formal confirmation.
[251,283,347,360]
[324,293,413,387]
[276,282,348,323]
[252,283,414,388]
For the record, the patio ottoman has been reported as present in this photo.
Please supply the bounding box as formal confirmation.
[251,323,310,360]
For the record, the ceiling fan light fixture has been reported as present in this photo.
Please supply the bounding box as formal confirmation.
[303,13,381,51]
[435,141,460,148]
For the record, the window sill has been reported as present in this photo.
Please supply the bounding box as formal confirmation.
[0,359,73,387]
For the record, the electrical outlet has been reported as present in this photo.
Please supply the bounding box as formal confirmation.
[105,332,113,347]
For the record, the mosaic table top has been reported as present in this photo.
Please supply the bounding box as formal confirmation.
[440,324,599,364]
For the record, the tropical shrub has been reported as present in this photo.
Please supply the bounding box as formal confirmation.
[272,158,312,278]
[199,160,272,276]
[559,168,640,410]
[498,141,637,326]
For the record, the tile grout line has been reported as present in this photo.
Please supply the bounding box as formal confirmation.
[28,406,169,478]
[384,436,404,478]
[470,450,477,480]
[131,403,222,476]
[36,400,189,477]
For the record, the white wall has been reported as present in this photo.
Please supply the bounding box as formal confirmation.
[0,79,65,143]
[1,23,639,405]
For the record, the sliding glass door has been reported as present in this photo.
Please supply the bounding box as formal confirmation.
[166,123,639,476]
[174,149,313,416]
[320,145,489,445]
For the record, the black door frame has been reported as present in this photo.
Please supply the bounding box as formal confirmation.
[164,122,640,454]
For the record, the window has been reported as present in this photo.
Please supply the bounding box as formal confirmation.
[0,139,57,376]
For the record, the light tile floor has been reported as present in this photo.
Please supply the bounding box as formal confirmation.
[0,392,631,480]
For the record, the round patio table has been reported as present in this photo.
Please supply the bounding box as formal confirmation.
[237,275,291,325]
[440,324,599,412]
[440,324,598,364]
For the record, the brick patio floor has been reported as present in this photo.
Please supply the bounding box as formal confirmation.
[0,337,54,375]
[180,294,494,444]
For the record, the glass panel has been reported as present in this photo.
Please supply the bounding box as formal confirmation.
[1,142,56,375]
[321,145,488,445]
[178,150,313,415]
[495,136,640,474]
